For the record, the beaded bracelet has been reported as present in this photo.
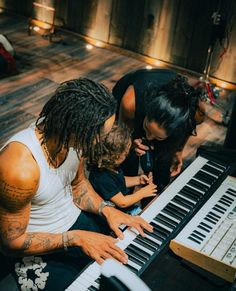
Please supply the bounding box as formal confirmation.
[62,232,68,251]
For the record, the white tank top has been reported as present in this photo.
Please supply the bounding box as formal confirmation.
[2,123,81,233]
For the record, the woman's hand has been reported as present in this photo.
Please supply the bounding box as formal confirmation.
[170,151,183,176]
[133,138,149,156]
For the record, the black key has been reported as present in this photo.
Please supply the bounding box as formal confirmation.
[207,160,227,171]
[168,202,188,216]
[215,203,227,212]
[150,221,171,236]
[194,172,215,185]
[137,234,161,248]
[222,195,234,202]
[212,206,224,214]
[190,232,204,241]
[128,244,150,260]
[125,248,147,263]
[226,189,236,198]
[144,229,165,243]
[128,253,144,267]
[200,222,212,230]
[209,211,221,219]
[134,237,157,252]
[154,214,177,229]
[219,199,231,207]
[206,213,219,222]
[228,188,236,194]
[204,217,216,225]
[88,285,99,291]
[178,189,198,202]
[95,278,100,284]
[188,179,209,192]
[198,224,210,233]
[193,230,206,238]
[172,195,195,209]
[162,206,183,220]
[220,197,232,206]
[182,186,203,198]
[202,164,221,176]
[188,236,201,244]
[149,227,167,240]
[126,264,138,274]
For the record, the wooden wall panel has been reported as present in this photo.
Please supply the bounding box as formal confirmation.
[1,0,235,83]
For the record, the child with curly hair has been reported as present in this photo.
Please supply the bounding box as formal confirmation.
[89,122,157,215]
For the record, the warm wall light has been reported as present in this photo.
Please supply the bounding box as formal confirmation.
[33,26,40,32]
[146,65,153,70]
[86,44,94,50]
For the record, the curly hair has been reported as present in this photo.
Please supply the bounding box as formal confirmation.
[36,78,117,160]
[89,122,132,170]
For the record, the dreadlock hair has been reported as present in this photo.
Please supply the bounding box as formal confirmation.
[89,122,132,171]
[36,78,117,160]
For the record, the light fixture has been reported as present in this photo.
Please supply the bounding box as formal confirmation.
[145,65,153,70]
[86,44,94,50]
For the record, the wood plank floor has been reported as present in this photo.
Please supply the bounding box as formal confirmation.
[1,12,236,291]
[1,13,235,169]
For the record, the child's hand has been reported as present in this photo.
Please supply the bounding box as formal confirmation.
[138,183,157,198]
[139,172,153,185]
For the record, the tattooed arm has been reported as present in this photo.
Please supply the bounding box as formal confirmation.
[0,143,128,263]
[71,158,103,213]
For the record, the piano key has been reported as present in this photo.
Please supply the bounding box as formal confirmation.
[200,222,213,230]
[188,179,209,192]
[136,234,162,248]
[162,206,183,220]
[222,194,234,203]
[193,230,206,238]
[167,202,188,217]
[178,189,199,202]
[197,224,210,233]
[125,264,138,274]
[207,160,227,171]
[194,171,215,185]
[88,286,99,291]
[128,254,144,267]
[172,195,195,209]
[154,214,177,230]
[169,200,190,213]
[202,164,222,177]
[131,241,154,256]
[206,214,218,223]
[180,186,203,199]
[125,248,147,264]
[190,232,204,242]
[226,189,236,198]
[127,245,150,260]
[127,259,142,271]
[151,218,174,233]
[188,236,201,244]
[143,229,165,243]
[158,211,181,224]
[134,237,157,252]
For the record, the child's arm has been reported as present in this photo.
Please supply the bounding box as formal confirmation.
[110,183,157,208]
[125,172,153,188]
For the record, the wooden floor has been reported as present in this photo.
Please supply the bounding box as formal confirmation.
[0,13,235,291]
[1,13,235,165]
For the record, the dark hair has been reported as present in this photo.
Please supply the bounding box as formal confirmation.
[36,78,117,160]
[145,75,201,138]
[89,122,132,170]
[143,75,202,190]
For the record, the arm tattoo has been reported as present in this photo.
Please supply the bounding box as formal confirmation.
[73,180,96,212]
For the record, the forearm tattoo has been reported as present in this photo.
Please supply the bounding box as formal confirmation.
[73,180,96,213]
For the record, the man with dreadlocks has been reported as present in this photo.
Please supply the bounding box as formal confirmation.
[0,78,152,291]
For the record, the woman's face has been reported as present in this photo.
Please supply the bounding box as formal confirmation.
[143,117,168,141]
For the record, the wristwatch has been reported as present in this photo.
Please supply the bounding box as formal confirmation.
[98,200,115,216]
